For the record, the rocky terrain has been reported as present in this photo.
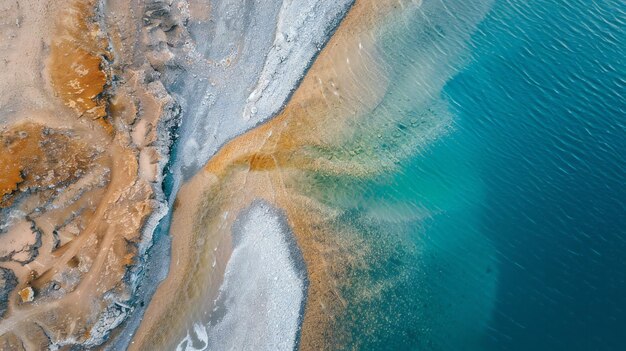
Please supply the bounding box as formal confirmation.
[0,0,179,348]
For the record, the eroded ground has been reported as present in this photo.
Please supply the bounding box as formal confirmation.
[0,0,181,348]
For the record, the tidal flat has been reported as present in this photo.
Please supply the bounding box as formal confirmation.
[2,0,624,350]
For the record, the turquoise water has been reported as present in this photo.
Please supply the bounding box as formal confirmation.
[310,0,625,349]
[303,1,496,349]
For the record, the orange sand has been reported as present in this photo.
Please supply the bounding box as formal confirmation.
[0,123,94,208]
[48,0,112,133]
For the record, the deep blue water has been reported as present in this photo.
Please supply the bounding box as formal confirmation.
[442,0,626,349]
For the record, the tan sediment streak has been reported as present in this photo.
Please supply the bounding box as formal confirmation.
[133,0,415,349]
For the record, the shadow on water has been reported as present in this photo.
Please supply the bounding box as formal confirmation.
[444,0,626,349]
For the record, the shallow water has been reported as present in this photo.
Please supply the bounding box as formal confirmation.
[298,0,625,348]
[284,0,498,348]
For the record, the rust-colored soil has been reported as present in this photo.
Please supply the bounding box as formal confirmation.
[0,123,94,208]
